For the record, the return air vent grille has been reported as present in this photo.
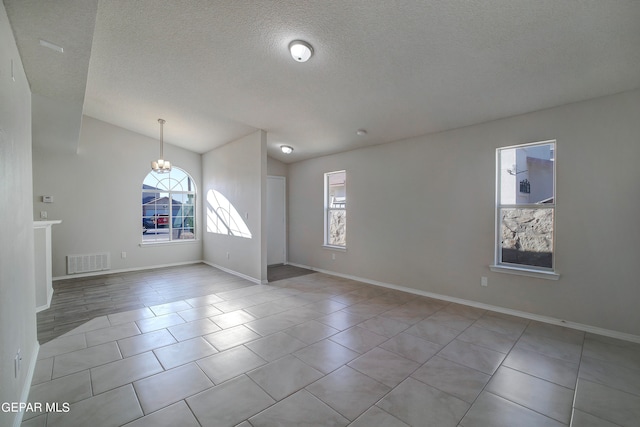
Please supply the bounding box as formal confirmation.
[67,252,111,274]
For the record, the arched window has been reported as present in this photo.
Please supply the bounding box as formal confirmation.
[142,167,196,242]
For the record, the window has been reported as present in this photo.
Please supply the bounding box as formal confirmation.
[493,141,557,278]
[142,167,196,243]
[324,170,346,248]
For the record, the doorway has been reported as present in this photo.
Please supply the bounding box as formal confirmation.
[267,176,286,266]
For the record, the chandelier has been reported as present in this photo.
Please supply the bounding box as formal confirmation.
[151,118,171,173]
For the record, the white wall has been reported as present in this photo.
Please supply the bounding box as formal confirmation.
[32,116,203,277]
[32,93,83,153]
[202,130,267,283]
[267,156,288,177]
[0,4,37,425]
[288,89,640,337]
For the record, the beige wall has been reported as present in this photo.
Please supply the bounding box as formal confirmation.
[0,4,38,426]
[202,130,267,283]
[288,89,640,337]
[32,116,203,277]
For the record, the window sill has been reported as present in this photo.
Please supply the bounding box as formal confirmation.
[490,264,560,280]
[139,239,199,247]
[322,245,347,252]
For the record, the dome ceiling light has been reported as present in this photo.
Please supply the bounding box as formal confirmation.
[289,40,313,62]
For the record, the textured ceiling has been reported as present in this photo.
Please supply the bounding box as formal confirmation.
[5,1,640,162]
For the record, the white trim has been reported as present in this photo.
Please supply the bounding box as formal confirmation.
[13,342,39,427]
[202,261,266,285]
[489,264,560,280]
[33,220,62,228]
[287,262,640,344]
[498,139,557,151]
[139,239,200,247]
[322,245,347,252]
[35,288,53,313]
[53,260,202,281]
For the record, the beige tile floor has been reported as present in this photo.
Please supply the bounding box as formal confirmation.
[22,266,640,427]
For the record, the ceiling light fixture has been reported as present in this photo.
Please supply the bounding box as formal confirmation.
[289,40,313,62]
[280,145,294,154]
[356,129,368,136]
[151,118,171,173]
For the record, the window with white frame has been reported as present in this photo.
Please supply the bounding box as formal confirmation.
[324,170,346,248]
[494,141,556,274]
[142,167,196,243]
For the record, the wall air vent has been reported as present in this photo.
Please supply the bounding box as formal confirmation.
[67,252,110,274]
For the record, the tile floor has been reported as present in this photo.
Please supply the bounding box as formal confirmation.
[23,265,640,427]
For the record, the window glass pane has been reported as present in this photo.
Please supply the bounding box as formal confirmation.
[143,172,160,189]
[499,143,554,205]
[172,227,194,240]
[156,177,173,192]
[171,193,188,204]
[145,172,171,191]
[183,216,195,231]
[182,201,194,212]
[328,209,346,246]
[328,172,346,208]
[142,190,159,204]
[169,168,187,187]
[142,214,156,237]
[500,207,553,268]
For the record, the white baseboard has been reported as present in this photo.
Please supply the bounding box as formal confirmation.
[53,260,204,281]
[202,261,266,285]
[13,341,39,427]
[35,287,53,313]
[288,262,640,344]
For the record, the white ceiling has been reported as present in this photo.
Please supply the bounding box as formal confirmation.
[5,0,640,162]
